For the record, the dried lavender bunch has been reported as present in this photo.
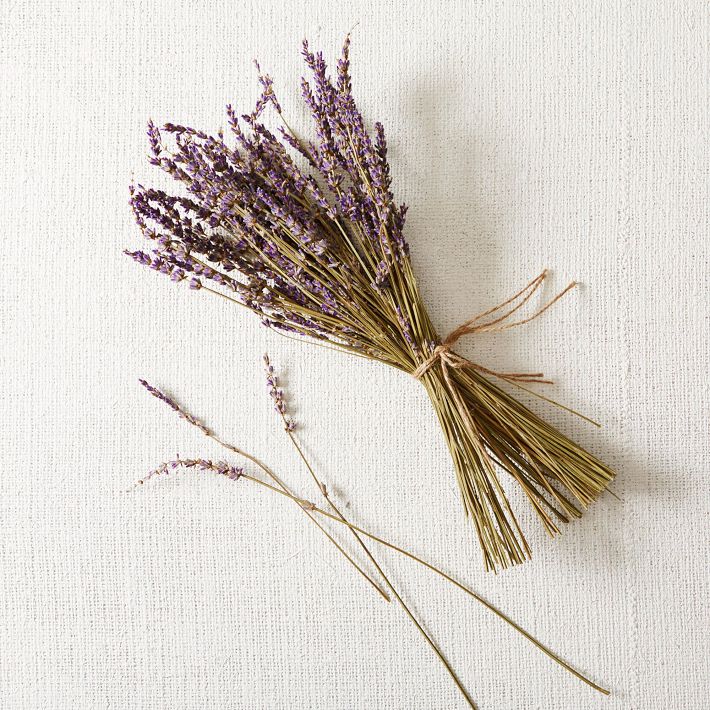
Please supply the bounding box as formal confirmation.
[127,37,615,572]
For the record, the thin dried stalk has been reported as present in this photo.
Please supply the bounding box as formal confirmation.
[262,353,388,603]
[133,377,609,702]
[138,379,389,601]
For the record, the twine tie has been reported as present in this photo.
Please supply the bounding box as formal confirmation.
[411,270,577,385]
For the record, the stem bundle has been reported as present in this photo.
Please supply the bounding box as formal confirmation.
[126,36,615,571]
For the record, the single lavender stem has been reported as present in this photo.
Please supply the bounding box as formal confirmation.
[263,354,391,608]
[261,356,390,605]
[227,471,610,696]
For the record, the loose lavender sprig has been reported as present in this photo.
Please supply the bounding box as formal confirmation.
[261,354,401,654]
[132,374,608,702]
[136,458,244,487]
[139,379,210,434]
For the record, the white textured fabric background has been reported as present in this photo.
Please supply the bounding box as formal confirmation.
[2,2,708,708]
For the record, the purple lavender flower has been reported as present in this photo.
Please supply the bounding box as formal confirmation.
[125,249,152,266]
[135,458,244,487]
[139,379,211,435]
[127,38,416,367]
[263,354,296,431]
[146,120,162,165]
[394,306,418,353]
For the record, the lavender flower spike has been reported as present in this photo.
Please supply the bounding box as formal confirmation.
[263,354,295,432]
[134,458,244,487]
[139,379,211,435]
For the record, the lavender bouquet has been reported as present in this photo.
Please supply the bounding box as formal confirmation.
[126,37,615,571]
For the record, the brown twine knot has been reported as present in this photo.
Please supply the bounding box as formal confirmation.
[411,270,577,385]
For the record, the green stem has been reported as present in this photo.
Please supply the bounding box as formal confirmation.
[236,471,609,697]
[283,427,477,708]
[208,432,390,602]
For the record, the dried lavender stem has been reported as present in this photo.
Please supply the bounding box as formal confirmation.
[261,354,392,603]
[138,380,389,601]
[138,384,474,704]
[227,470,609,696]
[208,432,390,603]
[136,379,607,699]
[254,355,474,706]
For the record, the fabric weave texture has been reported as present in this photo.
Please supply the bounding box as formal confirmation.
[1,1,708,708]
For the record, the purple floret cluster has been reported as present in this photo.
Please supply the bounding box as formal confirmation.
[127,38,419,365]
[263,354,296,432]
[139,378,211,435]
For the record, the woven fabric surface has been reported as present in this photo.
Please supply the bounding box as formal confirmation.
[1,1,708,708]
